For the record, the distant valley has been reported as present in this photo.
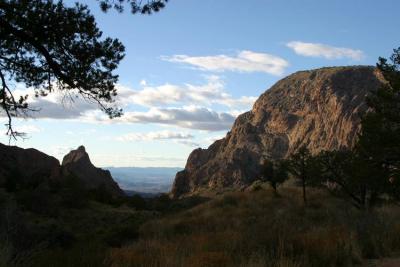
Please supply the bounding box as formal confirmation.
[105,167,182,195]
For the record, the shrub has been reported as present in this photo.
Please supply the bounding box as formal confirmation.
[127,194,147,210]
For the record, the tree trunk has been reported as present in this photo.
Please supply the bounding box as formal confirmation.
[302,177,307,204]
[272,183,278,196]
[360,185,367,210]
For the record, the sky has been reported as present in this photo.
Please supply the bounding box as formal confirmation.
[1,0,400,167]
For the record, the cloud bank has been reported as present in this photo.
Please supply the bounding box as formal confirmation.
[117,76,256,109]
[117,130,200,147]
[286,41,364,61]
[4,76,249,131]
[162,50,289,75]
[115,106,236,131]
[117,130,194,142]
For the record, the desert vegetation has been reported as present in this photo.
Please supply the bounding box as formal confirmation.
[107,188,400,267]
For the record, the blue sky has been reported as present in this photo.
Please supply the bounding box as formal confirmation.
[2,0,400,167]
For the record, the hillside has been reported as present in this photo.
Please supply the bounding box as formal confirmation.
[172,66,385,198]
[108,186,400,267]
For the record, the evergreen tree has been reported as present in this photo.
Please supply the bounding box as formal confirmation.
[0,0,167,137]
[356,48,400,203]
[316,150,388,209]
[314,48,400,209]
[286,146,319,204]
[261,160,289,194]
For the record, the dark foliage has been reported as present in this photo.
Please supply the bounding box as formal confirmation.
[315,150,390,209]
[97,0,168,14]
[261,159,289,194]
[0,0,168,137]
[126,194,147,210]
[313,48,400,209]
[286,146,319,204]
[357,48,400,201]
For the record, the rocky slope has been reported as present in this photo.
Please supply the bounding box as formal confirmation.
[171,66,385,198]
[62,146,124,196]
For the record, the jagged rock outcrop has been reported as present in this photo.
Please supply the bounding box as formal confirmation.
[61,146,124,196]
[171,66,385,198]
[0,143,60,186]
[0,143,123,197]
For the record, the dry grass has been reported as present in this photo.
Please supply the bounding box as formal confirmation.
[107,187,400,267]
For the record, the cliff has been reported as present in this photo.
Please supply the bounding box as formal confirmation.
[171,66,385,197]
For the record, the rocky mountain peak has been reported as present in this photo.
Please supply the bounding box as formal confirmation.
[0,143,124,197]
[61,145,124,196]
[62,145,91,166]
[171,66,386,198]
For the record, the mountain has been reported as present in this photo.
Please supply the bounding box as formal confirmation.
[62,146,124,196]
[106,167,182,194]
[0,143,60,187]
[0,144,123,197]
[171,66,385,198]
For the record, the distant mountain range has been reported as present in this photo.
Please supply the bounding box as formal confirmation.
[105,167,182,195]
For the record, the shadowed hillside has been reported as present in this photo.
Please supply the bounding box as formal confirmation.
[108,186,400,267]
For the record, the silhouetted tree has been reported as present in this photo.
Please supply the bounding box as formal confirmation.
[355,47,400,202]
[0,0,167,137]
[313,48,400,209]
[286,146,319,204]
[316,150,389,209]
[261,160,289,194]
[97,0,168,14]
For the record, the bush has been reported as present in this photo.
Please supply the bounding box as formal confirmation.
[0,241,12,267]
[127,194,147,210]
[15,187,59,216]
[58,175,88,209]
[104,225,139,247]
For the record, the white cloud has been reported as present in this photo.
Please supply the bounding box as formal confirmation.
[3,87,100,119]
[177,140,200,148]
[116,76,256,109]
[204,134,226,145]
[2,78,248,131]
[162,50,289,75]
[49,145,74,159]
[13,125,41,134]
[117,130,194,142]
[94,153,187,167]
[115,106,236,131]
[286,41,364,61]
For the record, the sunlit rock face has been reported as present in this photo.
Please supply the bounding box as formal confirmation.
[171,66,385,198]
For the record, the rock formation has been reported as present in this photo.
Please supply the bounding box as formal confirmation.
[0,143,60,186]
[171,66,385,198]
[0,143,123,197]
[61,146,124,196]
